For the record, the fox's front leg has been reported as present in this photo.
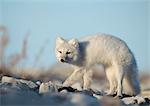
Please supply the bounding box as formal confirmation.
[83,69,93,90]
[63,68,83,87]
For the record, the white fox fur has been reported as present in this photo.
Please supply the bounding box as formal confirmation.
[55,33,140,97]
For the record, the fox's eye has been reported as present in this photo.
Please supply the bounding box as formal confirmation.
[58,51,62,53]
[66,51,71,54]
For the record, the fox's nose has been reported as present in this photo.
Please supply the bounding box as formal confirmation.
[60,59,65,62]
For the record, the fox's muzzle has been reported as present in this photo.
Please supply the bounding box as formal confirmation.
[60,59,65,62]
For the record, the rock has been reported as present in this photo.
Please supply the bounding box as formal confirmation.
[77,90,93,96]
[41,93,71,105]
[41,93,100,106]
[91,89,105,96]
[0,82,22,94]
[93,94,103,100]
[39,84,100,105]
[1,76,18,84]
[1,90,100,106]
[122,97,137,104]
[1,76,38,90]
[59,89,68,94]
[19,79,38,89]
[100,96,125,106]
[1,88,40,105]
[58,87,103,97]
[135,96,146,104]
[0,81,37,94]
[36,81,41,86]
[39,81,58,94]
[1,76,150,106]
[122,96,147,105]
[70,93,100,106]
[145,98,150,105]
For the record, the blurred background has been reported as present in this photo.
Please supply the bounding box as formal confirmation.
[0,0,149,81]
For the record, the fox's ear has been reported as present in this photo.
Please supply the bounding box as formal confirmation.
[56,37,66,45]
[69,38,79,47]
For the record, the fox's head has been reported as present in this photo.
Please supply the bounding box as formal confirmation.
[55,37,80,64]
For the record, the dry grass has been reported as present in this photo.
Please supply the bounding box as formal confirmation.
[0,26,51,81]
[0,26,9,68]
[0,26,51,69]
[8,32,29,67]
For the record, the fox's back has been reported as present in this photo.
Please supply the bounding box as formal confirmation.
[79,34,134,66]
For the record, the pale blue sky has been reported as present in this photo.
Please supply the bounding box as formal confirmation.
[0,0,149,71]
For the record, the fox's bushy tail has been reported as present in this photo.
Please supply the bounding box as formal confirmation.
[123,65,141,96]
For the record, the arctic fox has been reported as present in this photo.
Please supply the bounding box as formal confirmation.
[55,34,140,98]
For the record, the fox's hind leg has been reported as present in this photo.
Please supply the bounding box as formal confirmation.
[115,66,125,98]
[105,66,117,96]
